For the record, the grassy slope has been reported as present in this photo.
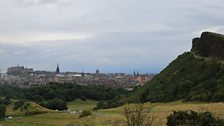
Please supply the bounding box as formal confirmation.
[6,100,52,117]
[123,52,224,104]
[1,100,224,126]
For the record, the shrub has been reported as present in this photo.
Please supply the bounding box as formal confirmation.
[0,97,11,105]
[13,100,25,110]
[79,110,92,118]
[167,110,224,126]
[123,104,154,126]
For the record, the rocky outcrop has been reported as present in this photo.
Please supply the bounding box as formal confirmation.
[191,32,224,59]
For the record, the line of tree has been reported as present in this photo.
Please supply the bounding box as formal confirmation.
[0,83,129,110]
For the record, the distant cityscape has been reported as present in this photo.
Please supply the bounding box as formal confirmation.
[0,64,155,90]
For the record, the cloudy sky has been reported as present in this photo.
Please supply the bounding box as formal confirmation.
[0,0,224,73]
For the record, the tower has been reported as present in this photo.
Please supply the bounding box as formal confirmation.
[56,63,60,74]
[96,68,99,74]
[0,68,3,80]
[133,70,136,76]
[137,70,139,76]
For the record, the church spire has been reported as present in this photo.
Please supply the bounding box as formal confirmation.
[56,63,60,74]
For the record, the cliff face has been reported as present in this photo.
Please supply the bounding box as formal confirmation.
[191,32,224,59]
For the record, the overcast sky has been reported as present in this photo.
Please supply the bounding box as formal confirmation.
[0,0,224,74]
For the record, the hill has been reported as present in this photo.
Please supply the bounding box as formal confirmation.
[96,32,224,109]
[5,99,52,117]
[134,31,224,102]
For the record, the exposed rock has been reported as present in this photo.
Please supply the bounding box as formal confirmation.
[191,32,224,59]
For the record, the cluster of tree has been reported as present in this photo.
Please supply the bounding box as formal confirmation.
[0,83,128,110]
[167,110,224,126]
[45,98,67,110]
[0,97,10,120]
[0,105,5,120]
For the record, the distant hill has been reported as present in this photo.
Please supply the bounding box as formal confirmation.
[97,32,224,109]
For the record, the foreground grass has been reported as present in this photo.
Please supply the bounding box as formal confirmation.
[1,101,224,126]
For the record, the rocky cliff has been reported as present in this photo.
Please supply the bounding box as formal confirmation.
[191,32,224,59]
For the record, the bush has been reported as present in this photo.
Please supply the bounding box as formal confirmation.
[46,98,67,110]
[167,110,224,126]
[13,100,25,110]
[79,110,92,118]
[0,97,11,105]
[123,104,154,126]
[0,105,6,119]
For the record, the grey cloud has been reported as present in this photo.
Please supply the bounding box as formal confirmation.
[0,0,223,73]
[14,0,73,7]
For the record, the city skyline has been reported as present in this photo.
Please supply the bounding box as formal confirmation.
[0,0,224,73]
[2,64,152,75]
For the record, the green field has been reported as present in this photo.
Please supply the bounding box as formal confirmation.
[1,100,224,126]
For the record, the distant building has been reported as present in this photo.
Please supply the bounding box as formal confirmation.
[96,68,99,74]
[7,65,33,76]
[133,70,140,76]
[56,64,60,74]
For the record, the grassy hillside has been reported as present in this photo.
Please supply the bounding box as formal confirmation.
[1,101,224,126]
[5,100,52,117]
[96,51,224,109]
[134,52,224,102]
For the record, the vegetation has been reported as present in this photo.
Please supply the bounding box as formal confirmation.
[167,110,224,126]
[46,98,67,110]
[79,110,92,118]
[1,101,224,126]
[123,104,154,126]
[138,52,224,102]
[108,103,154,126]
[94,32,224,109]
[98,51,224,109]
[0,105,6,120]
[0,84,128,110]
[1,31,224,125]
[0,97,11,106]
[13,100,25,110]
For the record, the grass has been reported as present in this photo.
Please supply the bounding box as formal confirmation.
[1,100,224,126]
[68,99,98,111]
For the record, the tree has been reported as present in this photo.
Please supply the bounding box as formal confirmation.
[123,104,154,126]
[0,105,6,119]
